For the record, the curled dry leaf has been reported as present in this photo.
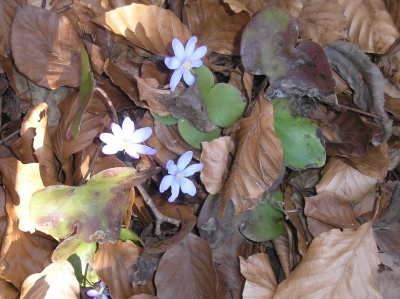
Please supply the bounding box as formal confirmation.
[0,278,18,299]
[304,191,360,229]
[274,222,381,299]
[183,0,251,55]
[94,3,192,55]
[376,36,400,86]
[20,261,80,299]
[221,98,283,216]
[338,0,399,54]
[376,252,400,299]
[200,136,232,194]
[239,253,277,299]
[223,0,302,18]
[11,5,84,89]
[374,222,400,259]
[228,63,253,102]
[297,0,347,48]
[316,157,378,204]
[154,233,218,299]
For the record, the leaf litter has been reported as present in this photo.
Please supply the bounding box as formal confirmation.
[1,1,400,298]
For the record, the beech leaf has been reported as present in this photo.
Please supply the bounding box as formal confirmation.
[273,222,381,299]
[221,98,283,216]
[11,5,83,89]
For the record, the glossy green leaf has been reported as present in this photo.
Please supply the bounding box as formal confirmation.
[30,167,158,243]
[273,98,326,170]
[193,66,247,127]
[238,191,285,242]
[70,47,94,140]
[177,118,220,150]
[119,228,144,247]
[150,111,178,125]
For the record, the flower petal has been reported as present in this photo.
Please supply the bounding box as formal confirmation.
[177,151,193,172]
[130,143,156,156]
[111,122,124,139]
[190,46,207,60]
[131,127,152,143]
[122,117,135,139]
[99,133,119,145]
[165,56,182,70]
[169,178,180,202]
[185,36,197,58]
[159,175,175,193]
[102,144,121,155]
[167,163,178,175]
[86,289,99,297]
[180,178,196,196]
[124,146,139,159]
[191,59,203,68]
[172,39,185,61]
[183,71,195,86]
[181,163,203,177]
[169,69,183,92]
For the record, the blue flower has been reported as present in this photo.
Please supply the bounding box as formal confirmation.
[164,36,207,92]
[86,281,109,299]
[99,117,156,159]
[159,151,203,202]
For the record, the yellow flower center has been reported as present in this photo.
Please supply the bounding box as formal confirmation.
[183,61,191,69]
[123,141,129,149]
[177,173,183,180]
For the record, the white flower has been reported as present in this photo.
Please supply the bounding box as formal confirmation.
[99,117,156,159]
[159,151,203,202]
[164,36,207,92]
[86,281,109,299]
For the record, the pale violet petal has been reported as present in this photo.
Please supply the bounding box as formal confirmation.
[172,39,185,61]
[191,59,203,68]
[159,175,175,193]
[86,289,99,297]
[99,132,119,145]
[166,160,175,170]
[181,163,203,177]
[131,127,152,143]
[125,146,139,159]
[122,117,135,139]
[130,143,156,156]
[183,71,195,86]
[167,164,178,175]
[169,69,183,92]
[102,143,122,155]
[100,295,108,299]
[185,36,197,58]
[190,46,207,60]
[180,178,196,196]
[165,56,182,70]
[111,122,124,139]
[168,179,180,202]
[177,151,193,172]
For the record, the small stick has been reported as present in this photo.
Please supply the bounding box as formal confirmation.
[0,129,21,145]
[336,103,384,121]
[94,86,119,124]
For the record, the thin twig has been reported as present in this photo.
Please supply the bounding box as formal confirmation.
[94,86,119,123]
[336,103,384,121]
[0,129,21,145]
[136,184,180,236]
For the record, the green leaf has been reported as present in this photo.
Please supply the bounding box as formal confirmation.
[150,111,178,125]
[193,66,247,127]
[238,191,285,242]
[30,167,159,243]
[177,118,220,150]
[273,98,326,170]
[70,47,94,140]
[119,228,144,247]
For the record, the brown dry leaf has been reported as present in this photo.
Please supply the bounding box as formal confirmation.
[129,295,159,299]
[298,0,347,48]
[0,159,44,232]
[152,195,197,223]
[228,64,253,102]
[154,233,218,299]
[374,222,400,259]
[376,37,400,86]
[94,3,191,55]
[94,240,146,299]
[223,0,302,18]
[153,119,201,161]
[337,0,399,54]
[183,0,251,55]
[274,222,381,299]
[200,136,232,194]
[0,193,55,289]
[376,252,400,299]
[134,76,170,116]
[305,191,360,229]
[0,277,18,299]
[222,98,283,216]
[0,0,27,56]
[20,261,80,299]
[384,0,400,30]
[306,216,335,238]
[141,60,170,86]
[21,103,59,186]
[316,157,378,204]
[239,253,277,299]
[92,154,126,176]
[11,5,84,89]
[96,77,135,112]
